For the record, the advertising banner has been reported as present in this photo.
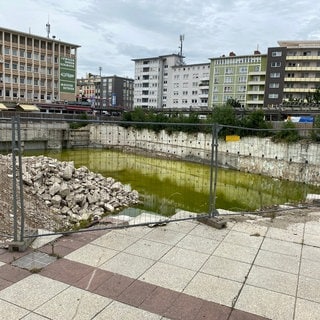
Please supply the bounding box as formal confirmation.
[60,57,76,93]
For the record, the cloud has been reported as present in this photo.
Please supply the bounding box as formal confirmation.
[1,0,320,78]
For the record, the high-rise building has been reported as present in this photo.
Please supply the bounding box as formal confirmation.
[0,26,80,104]
[208,51,267,108]
[77,74,134,111]
[265,40,320,106]
[132,54,184,109]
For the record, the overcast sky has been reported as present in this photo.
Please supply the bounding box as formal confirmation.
[1,0,320,78]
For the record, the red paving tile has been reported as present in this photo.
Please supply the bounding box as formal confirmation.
[117,279,157,307]
[140,286,180,315]
[0,264,30,283]
[94,273,135,299]
[0,248,33,264]
[229,309,271,320]
[40,258,93,285]
[0,277,13,291]
[75,268,114,291]
[194,300,231,320]
[38,243,77,257]
[164,293,205,320]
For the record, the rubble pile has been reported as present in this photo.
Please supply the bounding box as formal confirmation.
[21,155,140,224]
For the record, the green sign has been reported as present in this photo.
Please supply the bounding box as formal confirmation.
[60,57,76,93]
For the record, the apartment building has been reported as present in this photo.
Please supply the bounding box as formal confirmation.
[170,63,210,109]
[77,74,134,110]
[0,26,80,103]
[132,54,184,109]
[208,51,267,108]
[264,40,320,106]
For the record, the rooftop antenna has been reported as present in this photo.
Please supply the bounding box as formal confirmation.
[179,34,184,56]
[46,16,51,38]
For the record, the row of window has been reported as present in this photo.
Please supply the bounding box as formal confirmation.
[3,47,60,62]
[0,89,52,100]
[4,62,53,74]
[214,57,262,65]
[3,75,55,87]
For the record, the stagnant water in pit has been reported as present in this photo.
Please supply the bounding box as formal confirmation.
[26,148,320,216]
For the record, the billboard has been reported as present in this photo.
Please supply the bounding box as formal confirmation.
[60,57,76,93]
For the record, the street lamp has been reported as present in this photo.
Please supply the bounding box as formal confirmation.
[99,67,102,115]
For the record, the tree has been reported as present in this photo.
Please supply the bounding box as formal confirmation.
[272,120,300,143]
[313,87,320,104]
[310,115,320,142]
[240,110,272,137]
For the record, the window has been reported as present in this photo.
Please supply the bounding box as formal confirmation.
[270,72,280,78]
[268,93,279,99]
[12,48,18,56]
[272,51,282,57]
[225,76,233,83]
[183,74,189,79]
[4,47,10,54]
[271,62,281,67]
[239,66,247,73]
[238,76,247,83]
[27,52,32,59]
[269,83,280,88]
[225,67,233,74]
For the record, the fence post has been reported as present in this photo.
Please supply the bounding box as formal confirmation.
[209,123,221,217]
[9,116,26,251]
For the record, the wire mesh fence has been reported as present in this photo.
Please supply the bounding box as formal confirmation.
[1,114,320,248]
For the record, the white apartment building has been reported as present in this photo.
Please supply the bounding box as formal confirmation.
[170,63,210,109]
[133,54,183,109]
[133,54,211,109]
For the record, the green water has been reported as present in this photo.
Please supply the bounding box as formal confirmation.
[28,148,320,215]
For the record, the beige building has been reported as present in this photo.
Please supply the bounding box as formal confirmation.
[0,26,80,104]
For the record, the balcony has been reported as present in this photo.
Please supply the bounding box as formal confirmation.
[285,66,320,71]
[247,90,264,95]
[284,77,320,82]
[248,71,265,76]
[286,55,320,60]
[283,87,316,93]
[247,80,265,85]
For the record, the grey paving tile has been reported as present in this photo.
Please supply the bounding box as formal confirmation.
[184,272,242,307]
[213,241,259,264]
[303,233,320,248]
[265,226,303,243]
[124,238,171,260]
[91,231,139,250]
[0,274,68,310]
[160,246,209,271]
[300,258,320,280]
[0,261,4,267]
[298,275,320,303]
[261,237,302,257]
[99,251,155,278]
[254,250,300,274]
[92,300,162,319]
[231,222,268,237]
[295,298,320,320]
[64,243,118,267]
[189,223,231,242]
[21,313,50,319]
[223,230,264,248]
[246,265,298,296]
[143,227,186,246]
[163,220,198,234]
[302,244,320,262]
[305,220,320,235]
[116,225,153,238]
[200,255,251,283]
[11,251,57,270]
[0,299,29,319]
[139,261,196,292]
[35,285,112,320]
[235,285,295,320]
[176,233,220,255]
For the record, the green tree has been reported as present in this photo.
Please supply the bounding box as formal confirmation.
[272,120,300,143]
[240,110,272,137]
[313,87,320,103]
[310,115,320,142]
